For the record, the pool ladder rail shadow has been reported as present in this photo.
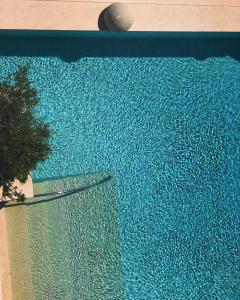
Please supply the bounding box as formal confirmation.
[2,175,112,208]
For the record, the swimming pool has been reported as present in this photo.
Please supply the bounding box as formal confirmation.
[1,31,240,300]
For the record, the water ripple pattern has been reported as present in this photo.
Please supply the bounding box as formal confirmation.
[28,173,123,300]
[0,55,240,299]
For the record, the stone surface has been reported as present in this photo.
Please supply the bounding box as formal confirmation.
[0,0,240,31]
[104,2,134,31]
[0,175,33,201]
[0,209,12,300]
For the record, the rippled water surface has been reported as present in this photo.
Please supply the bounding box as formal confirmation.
[1,55,240,299]
[28,173,123,300]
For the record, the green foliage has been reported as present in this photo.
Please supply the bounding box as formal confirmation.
[0,65,51,201]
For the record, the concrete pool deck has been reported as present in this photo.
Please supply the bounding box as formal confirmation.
[0,176,33,300]
[0,0,240,31]
[0,209,12,300]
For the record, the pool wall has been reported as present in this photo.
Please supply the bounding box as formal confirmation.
[0,30,240,61]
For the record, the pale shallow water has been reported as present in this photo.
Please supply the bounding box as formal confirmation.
[6,173,123,300]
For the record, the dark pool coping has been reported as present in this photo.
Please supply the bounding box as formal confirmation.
[0,30,240,38]
[0,30,240,61]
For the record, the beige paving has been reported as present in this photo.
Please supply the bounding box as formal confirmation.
[0,0,240,31]
[5,205,34,300]
[0,209,12,300]
[0,176,34,200]
[0,176,33,300]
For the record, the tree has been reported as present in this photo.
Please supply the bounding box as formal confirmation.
[0,65,51,202]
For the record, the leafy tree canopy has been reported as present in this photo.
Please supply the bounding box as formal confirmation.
[0,65,51,201]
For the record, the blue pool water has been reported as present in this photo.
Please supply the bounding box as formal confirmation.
[1,49,240,299]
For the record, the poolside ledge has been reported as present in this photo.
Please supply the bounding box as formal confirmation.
[0,176,33,201]
[0,175,33,300]
[0,0,240,31]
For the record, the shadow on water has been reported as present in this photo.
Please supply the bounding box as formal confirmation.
[0,31,239,62]
[3,175,112,208]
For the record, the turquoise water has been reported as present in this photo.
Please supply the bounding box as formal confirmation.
[1,47,240,299]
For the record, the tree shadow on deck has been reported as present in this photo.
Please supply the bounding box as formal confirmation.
[0,201,6,209]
